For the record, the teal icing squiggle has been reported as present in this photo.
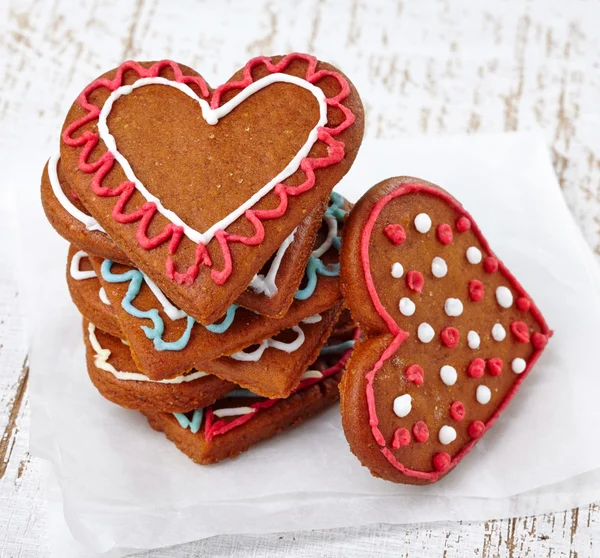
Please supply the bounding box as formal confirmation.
[100,260,237,351]
[295,258,339,300]
[206,304,238,333]
[319,339,355,355]
[174,409,203,434]
[294,192,347,301]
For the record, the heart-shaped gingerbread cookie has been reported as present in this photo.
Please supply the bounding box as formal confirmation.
[339,177,551,484]
[60,54,364,325]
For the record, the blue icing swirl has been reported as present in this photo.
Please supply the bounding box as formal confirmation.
[319,339,355,355]
[100,260,238,351]
[294,192,346,300]
[174,409,203,434]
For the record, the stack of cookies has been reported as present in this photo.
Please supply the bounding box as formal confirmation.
[40,54,365,464]
[39,52,552,484]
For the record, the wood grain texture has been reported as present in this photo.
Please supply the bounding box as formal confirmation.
[1,0,599,555]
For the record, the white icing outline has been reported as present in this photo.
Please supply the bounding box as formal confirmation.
[311,214,338,258]
[97,74,328,245]
[48,153,105,233]
[229,325,305,362]
[142,273,187,320]
[98,287,111,306]
[301,314,322,324]
[300,369,323,380]
[249,227,297,297]
[70,250,97,280]
[213,407,256,418]
[87,323,207,383]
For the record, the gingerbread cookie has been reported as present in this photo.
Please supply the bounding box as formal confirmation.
[66,246,122,338]
[41,158,130,264]
[144,327,359,464]
[88,255,341,380]
[339,177,551,484]
[60,55,364,325]
[236,192,351,317]
[84,321,235,413]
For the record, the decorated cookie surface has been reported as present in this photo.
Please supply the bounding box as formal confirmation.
[60,54,364,325]
[88,254,341,382]
[339,177,551,484]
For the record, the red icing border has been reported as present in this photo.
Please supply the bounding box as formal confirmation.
[359,182,551,482]
[62,54,355,286]
[203,328,360,442]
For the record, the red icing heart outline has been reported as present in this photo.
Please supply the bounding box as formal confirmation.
[62,54,355,286]
[360,182,551,482]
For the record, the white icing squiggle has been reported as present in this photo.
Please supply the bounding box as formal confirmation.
[97,74,328,245]
[48,153,105,233]
[311,214,338,258]
[142,273,187,320]
[229,325,305,362]
[213,407,256,418]
[98,287,111,305]
[70,250,98,280]
[249,227,297,297]
[300,369,323,380]
[87,322,207,383]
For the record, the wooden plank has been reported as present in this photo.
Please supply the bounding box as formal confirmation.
[0,0,599,555]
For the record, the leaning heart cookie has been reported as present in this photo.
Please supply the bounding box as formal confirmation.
[339,177,551,484]
[60,54,364,325]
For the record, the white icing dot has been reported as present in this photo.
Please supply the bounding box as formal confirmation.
[399,297,416,316]
[391,262,404,278]
[467,330,481,349]
[444,298,463,317]
[496,286,514,308]
[440,365,458,386]
[491,323,506,341]
[512,358,526,374]
[466,246,482,264]
[431,256,448,278]
[417,322,435,343]
[393,394,412,418]
[476,385,492,405]
[414,213,432,233]
[439,425,457,445]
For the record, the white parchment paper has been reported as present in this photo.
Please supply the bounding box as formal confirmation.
[11,133,600,554]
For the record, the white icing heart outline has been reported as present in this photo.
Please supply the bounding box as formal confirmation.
[97,74,328,245]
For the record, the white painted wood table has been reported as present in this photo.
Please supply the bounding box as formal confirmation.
[1,0,599,555]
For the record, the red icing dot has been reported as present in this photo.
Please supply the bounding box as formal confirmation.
[469,280,484,302]
[483,257,499,273]
[450,401,465,422]
[413,421,429,443]
[392,428,411,449]
[405,364,424,386]
[436,224,453,245]
[440,327,460,348]
[516,297,531,311]
[456,216,471,232]
[468,358,486,379]
[468,420,485,438]
[532,332,548,349]
[406,270,424,293]
[384,224,407,245]
[487,358,503,376]
[432,452,452,472]
[71,189,80,200]
[511,321,530,343]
